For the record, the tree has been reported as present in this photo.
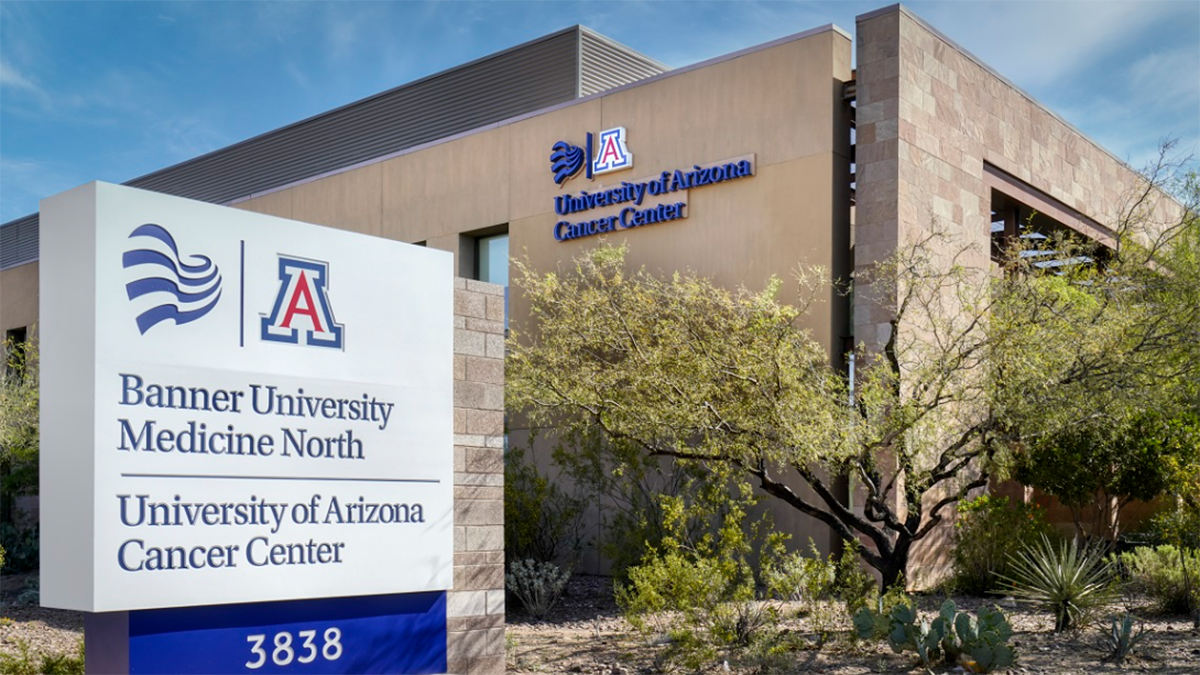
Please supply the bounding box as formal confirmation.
[1000,160,1200,542]
[508,168,1200,588]
[1015,412,1200,540]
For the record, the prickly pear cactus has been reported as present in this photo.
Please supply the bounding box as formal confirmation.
[970,642,1015,671]
[955,611,976,643]
[960,605,1016,672]
[870,600,1016,672]
[852,606,876,640]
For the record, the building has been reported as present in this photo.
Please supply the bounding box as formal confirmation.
[1,5,1184,586]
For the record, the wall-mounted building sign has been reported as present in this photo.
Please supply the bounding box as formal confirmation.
[549,126,634,186]
[551,149,756,242]
[41,182,453,672]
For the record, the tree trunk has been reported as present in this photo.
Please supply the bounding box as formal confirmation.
[879,536,912,590]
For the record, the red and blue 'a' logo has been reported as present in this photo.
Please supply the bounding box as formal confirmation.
[591,127,633,175]
[261,256,344,349]
[549,126,634,186]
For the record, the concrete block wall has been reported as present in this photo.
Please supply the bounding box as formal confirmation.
[448,278,506,675]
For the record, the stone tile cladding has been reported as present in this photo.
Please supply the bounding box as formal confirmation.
[854,5,1182,351]
[448,278,506,674]
[852,5,1184,589]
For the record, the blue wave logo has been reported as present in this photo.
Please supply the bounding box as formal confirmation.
[122,224,222,334]
[550,140,585,186]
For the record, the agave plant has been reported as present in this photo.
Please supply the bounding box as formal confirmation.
[1002,535,1116,631]
[1102,612,1150,663]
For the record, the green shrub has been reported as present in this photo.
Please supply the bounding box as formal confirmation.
[0,525,37,574]
[765,539,881,647]
[763,538,835,603]
[1004,535,1116,631]
[1116,545,1200,615]
[616,481,785,671]
[952,495,1051,595]
[832,538,875,612]
[0,639,83,675]
[503,444,586,565]
[506,558,571,619]
[619,547,767,669]
[550,428,704,579]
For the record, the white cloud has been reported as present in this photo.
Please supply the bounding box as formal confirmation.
[0,157,84,222]
[909,0,1193,90]
[1038,33,1199,165]
[0,58,39,93]
[326,18,359,62]
[249,1,311,45]
[155,117,225,163]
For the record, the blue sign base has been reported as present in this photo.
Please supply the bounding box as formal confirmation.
[85,592,447,675]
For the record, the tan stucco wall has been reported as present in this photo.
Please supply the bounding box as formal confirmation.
[1,262,38,332]
[232,28,854,566]
[238,27,854,350]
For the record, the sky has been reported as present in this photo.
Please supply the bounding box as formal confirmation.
[2,0,1198,224]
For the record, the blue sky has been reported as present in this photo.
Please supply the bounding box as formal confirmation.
[2,1,1197,224]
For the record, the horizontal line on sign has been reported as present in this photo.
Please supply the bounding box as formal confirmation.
[120,473,441,483]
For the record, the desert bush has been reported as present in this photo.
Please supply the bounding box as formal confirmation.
[549,427,705,579]
[620,546,770,669]
[952,495,1051,595]
[763,539,835,603]
[506,559,570,619]
[764,539,890,647]
[831,538,875,613]
[617,479,786,671]
[1116,545,1200,615]
[504,443,586,566]
[0,525,36,574]
[0,639,83,675]
[12,578,37,608]
[1004,535,1116,631]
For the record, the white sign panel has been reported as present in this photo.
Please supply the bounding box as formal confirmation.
[40,182,453,612]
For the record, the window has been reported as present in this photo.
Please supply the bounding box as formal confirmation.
[475,233,508,287]
[467,230,509,329]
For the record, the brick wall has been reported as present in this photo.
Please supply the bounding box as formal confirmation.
[448,279,506,674]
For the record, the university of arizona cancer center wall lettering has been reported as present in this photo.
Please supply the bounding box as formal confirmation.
[39,182,453,673]
[548,126,756,242]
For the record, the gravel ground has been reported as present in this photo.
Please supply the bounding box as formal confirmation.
[0,572,85,664]
[4,572,1199,673]
[507,575,1200,674]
